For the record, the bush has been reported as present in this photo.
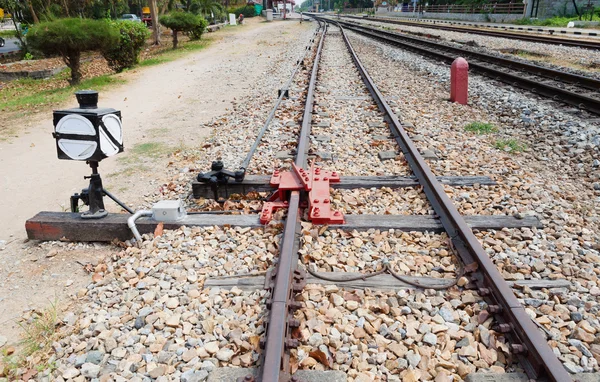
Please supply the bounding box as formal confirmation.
[189,17,209,40]
[159,12,206,48]
[103,20,151,72]
[27,18,118,85]
[233,5,256,17]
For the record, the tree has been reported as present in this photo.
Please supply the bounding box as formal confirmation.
[27,18,118,85]
[159,12,205,48]
[149,0,161,45]
[191,0,224,22]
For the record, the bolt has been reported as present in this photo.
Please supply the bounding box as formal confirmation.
[259,338,266,349]
[289,318,300,327]
[332,171,337,176]
[315,177,320,181]
[324,199,330,204]
[285,339,299,349]
[495,323,512,333]
[511,344,527,354]
[478,288,490,296]
[324,177,329,180]
[488,305,502,314]
[334,211,340,216]
[313,199,319,203]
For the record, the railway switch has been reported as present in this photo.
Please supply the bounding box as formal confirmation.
[260,163,345,225]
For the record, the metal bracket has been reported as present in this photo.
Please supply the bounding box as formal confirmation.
[196,160,245,200]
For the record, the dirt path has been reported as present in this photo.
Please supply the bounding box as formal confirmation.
[0,17,314,345]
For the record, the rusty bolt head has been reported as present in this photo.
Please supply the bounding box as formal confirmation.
[495,323,512,333]
[324,199,330,204]
[313,199,319,203]
[285,338,299,349]
[510,344,528,354]
[478,288,490,296]
[488,305,502,314]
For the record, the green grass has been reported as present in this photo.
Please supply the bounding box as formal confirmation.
[464,121,497,134]
[0,74,124,113]
[513,15,600,28]
[138,38,210,68]
[495,139,527,153]
[131,142,168,156]
[0,30,16,38]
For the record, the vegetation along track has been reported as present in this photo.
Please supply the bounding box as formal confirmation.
[190,17,577,381]
[318,16,600,116]
[341,15,600,50]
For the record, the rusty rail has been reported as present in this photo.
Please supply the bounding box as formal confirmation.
[311,17,572,382]
[258,20,327,382]
[330,18,600,115]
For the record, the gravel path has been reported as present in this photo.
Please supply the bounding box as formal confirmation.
[45,226,271,381]
[349,29,600,374]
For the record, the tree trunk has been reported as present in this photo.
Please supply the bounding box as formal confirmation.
[10,12,27,51]
[66,52,82,85]
[25,0,40,23]
[172,30,178,49]
[149,0,161,45]
[63,0,71,16]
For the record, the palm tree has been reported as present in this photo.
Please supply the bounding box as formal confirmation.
[191,0,224,22]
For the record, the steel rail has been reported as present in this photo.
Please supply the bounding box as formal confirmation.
[315,18,572,381]
[337,18,600,91]
[259,20,327,382]
[343,14,600,50]
[331,19,600,115]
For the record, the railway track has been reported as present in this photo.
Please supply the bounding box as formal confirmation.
[19,15,600,382]
[341,14,600,50]
[313,16,600,116]
[190,18,576,382]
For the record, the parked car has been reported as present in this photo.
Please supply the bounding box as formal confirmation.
[120,14,141,22]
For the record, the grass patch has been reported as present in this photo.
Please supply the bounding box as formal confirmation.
[0,74,124,113]
[495,138,527,153]
[464,121,497,134]
[1,301,61,378]
[0,30,16,38]
[513,15,600,28]
[138,38,210,68]
[118,141,169,166]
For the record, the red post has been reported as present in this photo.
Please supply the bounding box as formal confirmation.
[450,57,468,105]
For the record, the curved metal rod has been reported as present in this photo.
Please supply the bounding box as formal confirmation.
[240,22,323,171]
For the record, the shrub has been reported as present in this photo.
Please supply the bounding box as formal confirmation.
[233,5,256,18]
[159,12,206,49]
[27,18,118,85]
[189,17,209,40]
[103,20,151,72]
